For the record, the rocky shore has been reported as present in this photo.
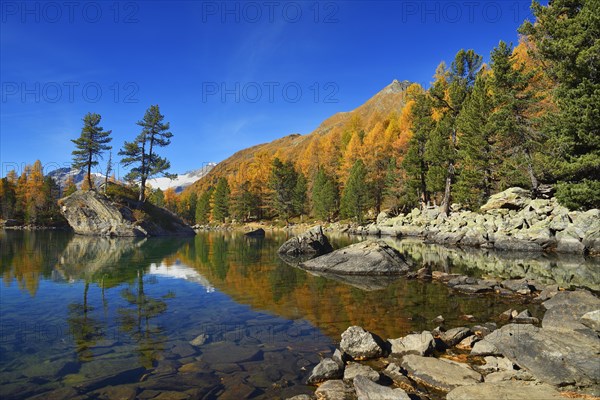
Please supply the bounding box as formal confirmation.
[290,287,600,400]
[358,188,599,256]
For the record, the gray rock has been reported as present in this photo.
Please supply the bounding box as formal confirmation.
[502,278,536,294]
[353,376,410,400]
[332,349,347,367]
[480,187,531,212]
[400,355,482,392]
[534,285,559,302]
[479,356,514,372]
[494,236,543,252]
[340,326,385,360]
[278,226,333,256]
[388,331,434,356]
[307,358,344,384]
[382,363,412,387]
[446,381,564,400]
[59,190,195,237]
[287,395,313,400]
[580,310,600,332]
[484,369,533,383]
[301,240,409,276]
[555,228,585,253]
[482,323,600,388]
[542,290,600,331]
[314,380,355,400]
[343,362,379,382]
[440,327,472,347]
[515,309,539,324]
[471,340,501,356]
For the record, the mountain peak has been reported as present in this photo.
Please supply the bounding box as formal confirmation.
[381,79,412,95]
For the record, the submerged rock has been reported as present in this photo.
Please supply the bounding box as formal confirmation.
[278,226,333,256]
[300,240,409,276]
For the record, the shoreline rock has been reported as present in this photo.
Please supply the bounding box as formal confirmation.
[370,187,599,256]
[299,287,600,400]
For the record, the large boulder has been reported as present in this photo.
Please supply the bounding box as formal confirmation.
[278,226,333,256]
[480,187,531,212]
[58,190,195,237]
[480,323,600,389]
[300,240,409,276]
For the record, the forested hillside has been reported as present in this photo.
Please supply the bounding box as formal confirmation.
[173,0,598,225]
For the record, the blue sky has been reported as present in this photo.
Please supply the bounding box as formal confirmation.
[0,0,536,178]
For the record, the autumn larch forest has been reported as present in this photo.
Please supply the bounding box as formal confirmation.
[1,0,598,227]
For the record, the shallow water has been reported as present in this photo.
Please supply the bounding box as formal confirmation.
[1,230,597,399]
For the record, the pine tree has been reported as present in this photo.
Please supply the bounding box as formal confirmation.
[341,160,369,222]
[71,113,112,190]
[119,105,175,202]
[455,71,496,208]
[403,87,434,206]
[212,178,230,223]
[64,175,77,197]
[489,41,541,191]
[429,50,483,213]
[268,158,300,223]
[311,168,339,221]
[196,188,213,224]
[104,151,113,194]
[293,172,308,217]
[520,0,600,209]
[0,171,17,219]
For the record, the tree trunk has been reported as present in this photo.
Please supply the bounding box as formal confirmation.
[524,148,538,191]
[441,161,455,216]
[87,150,93,191]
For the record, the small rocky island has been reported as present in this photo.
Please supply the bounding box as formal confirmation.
[59,188,195,237]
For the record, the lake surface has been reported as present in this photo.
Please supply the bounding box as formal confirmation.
[1,230,598,399]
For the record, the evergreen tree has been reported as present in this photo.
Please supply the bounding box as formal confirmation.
[311,168,339,221]
[455,71,496,208]
[149,188,165,207]
[268,158,300,223]
[104,151,113,194]
[64,175,77,197]
[195,188,213,224]
[71,113,112,190]
[293,172,308,216]
[403,87,434,206]
[520,0,600,209]
[186,192,198,224]
[489,41,541,191]
[429,50,483,213]
[341,160,369,222]
[119,105,175,202]
[231,181,260,222]
[0,171,17,219]
[212,178,230,223]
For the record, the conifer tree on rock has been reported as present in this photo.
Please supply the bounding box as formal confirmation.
[71,113,112,191]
